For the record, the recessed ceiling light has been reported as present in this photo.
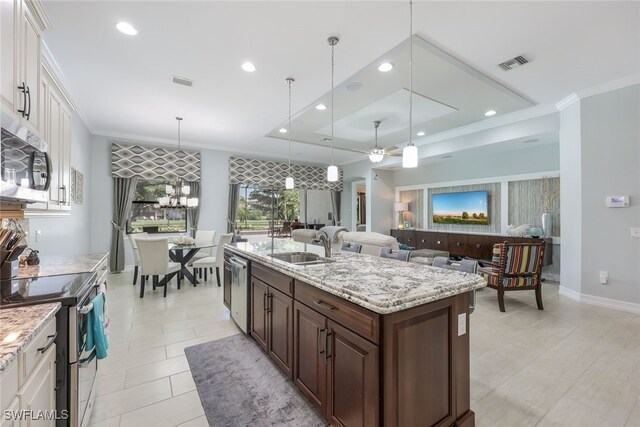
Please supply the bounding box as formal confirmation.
[315,104,327,111]
[378,62,393,72]
[116,22,138,36]
[485,110,497,116]
[241,62,256,72]
[279,128,287,133]
[416,131,425,137]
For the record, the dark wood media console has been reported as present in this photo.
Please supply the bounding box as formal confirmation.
[391,229,552,264]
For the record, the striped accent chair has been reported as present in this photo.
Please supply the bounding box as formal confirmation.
[478,241,546,312]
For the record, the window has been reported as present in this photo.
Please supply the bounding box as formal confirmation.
[236,185,300,232]
[128,180,187,233]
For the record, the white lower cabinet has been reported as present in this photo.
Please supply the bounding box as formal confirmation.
[0,316,57,427]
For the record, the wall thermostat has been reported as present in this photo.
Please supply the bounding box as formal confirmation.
[606,195,629,208]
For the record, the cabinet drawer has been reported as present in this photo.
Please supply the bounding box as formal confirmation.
[19,316,56,386]
[0,360,18,412]
[448,234,469,256]
[94,256,108,285]
[295,281,379,345]
[416,231,449,251]
[252,263,293,297]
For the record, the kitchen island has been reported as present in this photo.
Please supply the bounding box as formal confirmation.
[224,240,486,427]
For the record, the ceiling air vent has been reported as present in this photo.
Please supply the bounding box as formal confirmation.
[171,75,194,87]
[497,55,528,71]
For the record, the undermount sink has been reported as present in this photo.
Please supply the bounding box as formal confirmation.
[269,252,331,266]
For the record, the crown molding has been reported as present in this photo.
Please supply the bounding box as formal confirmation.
[556,74,640,111]
[24,0,52,31]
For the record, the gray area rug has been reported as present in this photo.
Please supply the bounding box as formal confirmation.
[184,334,326,427]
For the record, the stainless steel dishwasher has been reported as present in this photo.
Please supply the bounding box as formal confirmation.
[229,256,250,333]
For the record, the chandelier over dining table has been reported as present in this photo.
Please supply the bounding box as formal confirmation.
[157,117,199,208]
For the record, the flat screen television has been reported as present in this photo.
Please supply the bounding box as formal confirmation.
[432,191,489,225]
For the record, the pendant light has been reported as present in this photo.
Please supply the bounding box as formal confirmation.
[285,77,295,189]
[368,120,385,163]
[402,0,418,168]
[327,36,339,182]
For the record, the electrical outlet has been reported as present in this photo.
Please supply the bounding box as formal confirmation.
[631,228,640,238]
[457,313,467,336]
[599,271,609,284]
[35,230,42,242]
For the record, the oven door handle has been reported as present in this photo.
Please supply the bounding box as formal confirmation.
[78,350,96,368]
[79,302,94,315]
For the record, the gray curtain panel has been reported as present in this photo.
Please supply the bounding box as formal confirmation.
[330,190,342,226]
[110,177,138,272]
[187,181,201,237]
[227,183,240,233]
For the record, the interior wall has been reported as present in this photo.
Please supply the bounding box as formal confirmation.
[580,84,640,304]
[89,135,232,267]
[27,111,92,256]
[369,169,394,234]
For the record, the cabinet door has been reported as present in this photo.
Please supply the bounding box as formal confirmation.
[0,0,19,112]
[47,88,61,205]
[59,104,72,208]
[20,2,41,131]
[448,233,469,257]
[223,262,231,309]
[250,278,268,353]
[0,397,20,427]
[293,301,327,414]
[268,287,294,378]
[327,321,379,427]
[18,344,56,427]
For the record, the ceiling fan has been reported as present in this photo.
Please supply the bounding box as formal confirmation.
[355,120,402,163]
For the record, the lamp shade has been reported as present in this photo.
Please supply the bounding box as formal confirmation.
[394,202,409,212]
[327,165,338,182]
[368,148,384,163]
[402,145,418,168]
[285,176,294,189]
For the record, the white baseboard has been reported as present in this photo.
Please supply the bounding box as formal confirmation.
[559,286,640,314]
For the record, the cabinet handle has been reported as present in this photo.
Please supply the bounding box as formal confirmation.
[263,293,267,311]
[267,294,272,313]
[17,83,27,117]
[421,239,425,243]
[25,85,31,120]
[325,330,333,361]
[318,328,326,357]
[476,244,481,248]
[437,240,441,245]
[313,299,336,312]
[37,332,57,354]
[456,242,462,247]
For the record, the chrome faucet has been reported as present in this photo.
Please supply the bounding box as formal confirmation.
[313,231,331,258]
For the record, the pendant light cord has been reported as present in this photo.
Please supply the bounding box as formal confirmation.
[288,78,292,175]
[409,0,413,148]
[330,40,335,165]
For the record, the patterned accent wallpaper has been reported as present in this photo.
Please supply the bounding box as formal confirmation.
[428,183,502,233]
[509,177,560,236]
[399,189,424,229]
[111,143,201,181]
[228,157,343,191]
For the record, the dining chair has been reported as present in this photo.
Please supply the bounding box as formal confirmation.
[478,241,546,312]
[433,257,479,274]
[189,230,216,270]
[341,242,362,253]
[379,247,411,262]
[192,233,233,286]
[137,237,181,298]
[127,232,148,285]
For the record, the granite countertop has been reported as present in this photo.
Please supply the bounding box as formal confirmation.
[225,240,486,314]
[17,253,108,279]
[0,303,60,372]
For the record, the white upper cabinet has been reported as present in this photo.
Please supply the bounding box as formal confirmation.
[1,0,19,112]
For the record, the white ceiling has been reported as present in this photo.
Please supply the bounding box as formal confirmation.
[41,1,640,165]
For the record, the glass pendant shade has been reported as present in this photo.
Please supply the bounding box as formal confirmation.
[285,176,294,189]
[327,165,338,182]
[402,145,418,168]
[368,148,385,163]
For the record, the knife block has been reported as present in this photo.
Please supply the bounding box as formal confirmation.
[0,249,19,279]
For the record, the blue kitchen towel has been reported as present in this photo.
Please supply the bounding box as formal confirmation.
[85,292,109,359]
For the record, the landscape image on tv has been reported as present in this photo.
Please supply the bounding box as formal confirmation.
[432,191,489,225]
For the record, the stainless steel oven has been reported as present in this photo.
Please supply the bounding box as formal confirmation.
[69,277,99,427]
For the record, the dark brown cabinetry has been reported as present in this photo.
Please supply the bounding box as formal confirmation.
[243,257,474,427]
[392,229,550,264]
[223,261,231,309]
[250,265,295,378]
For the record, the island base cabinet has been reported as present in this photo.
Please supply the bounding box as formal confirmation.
[293,301,327,413]
[250,278,269,353]
[383,293,472,427]
[223,261,231,309]
[327,320,379,427]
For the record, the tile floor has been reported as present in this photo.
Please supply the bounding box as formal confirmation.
[89,270,640,427]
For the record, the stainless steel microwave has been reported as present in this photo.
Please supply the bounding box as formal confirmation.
[1,111,50,203]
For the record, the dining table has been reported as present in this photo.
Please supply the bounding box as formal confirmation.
[168,242,215,285]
